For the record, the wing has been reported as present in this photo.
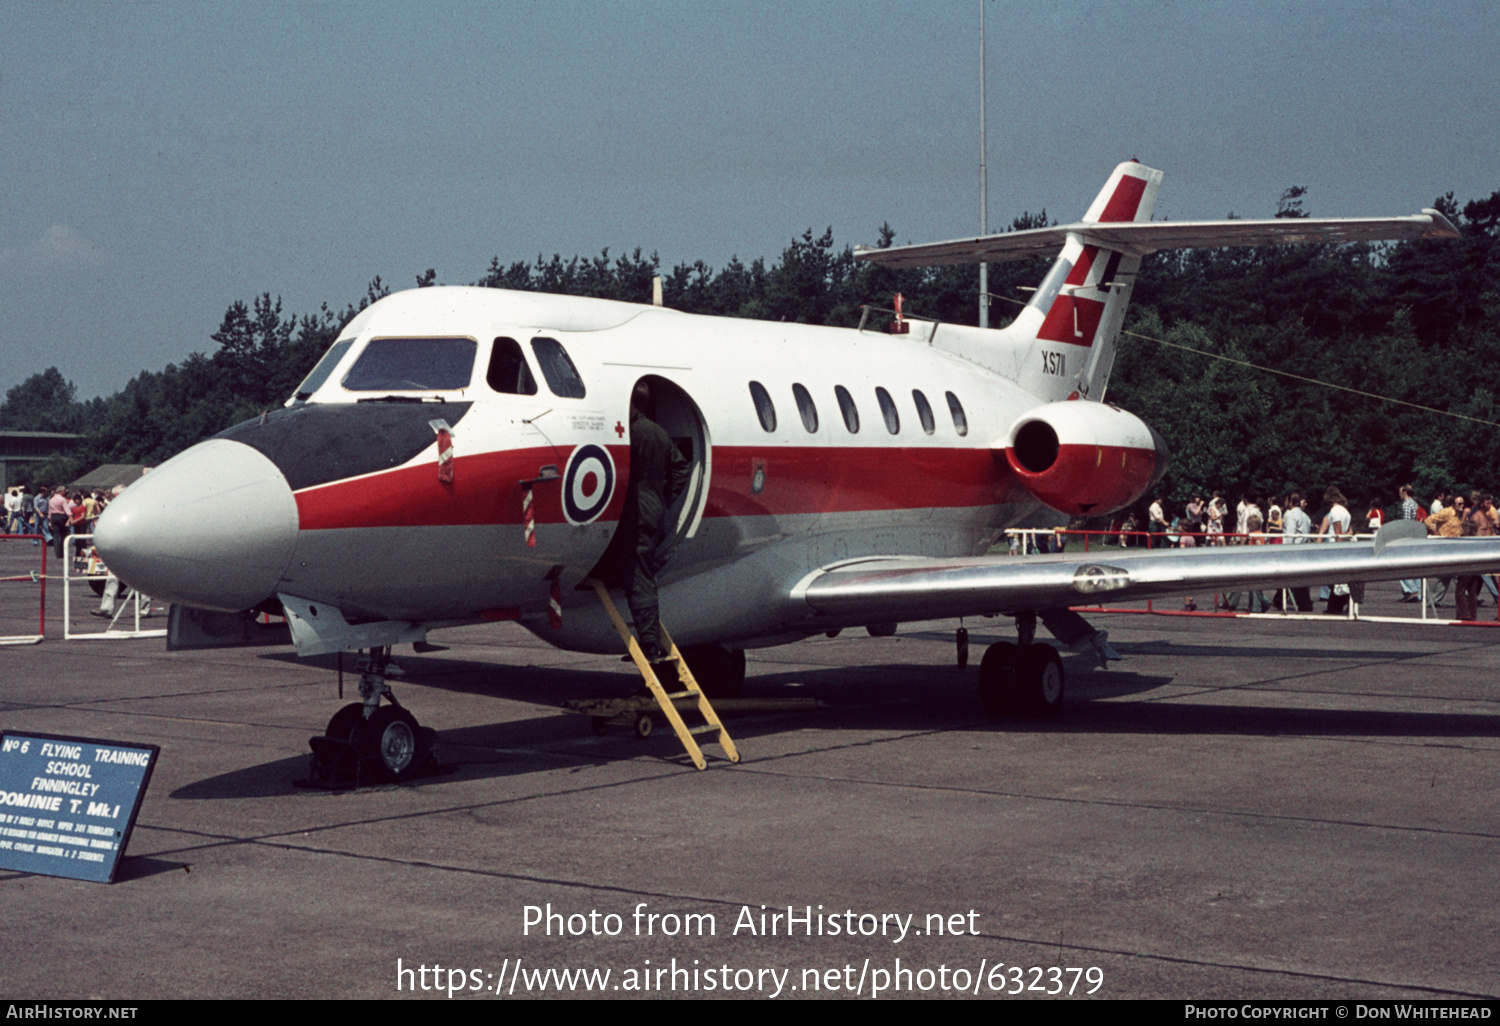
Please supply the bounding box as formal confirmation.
[792,523,1500,624]
[853,211,1459,270]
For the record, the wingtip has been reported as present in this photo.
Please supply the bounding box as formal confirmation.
[1420,208,1462,238]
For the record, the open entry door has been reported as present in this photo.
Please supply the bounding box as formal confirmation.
[585,375,712,586]
[639,375,711,566]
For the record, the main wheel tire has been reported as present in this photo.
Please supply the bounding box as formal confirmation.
[1018,645,1065,715]
[680,644,745,698]
[357,705,423,782]
[978,642,1020,717]
[324,703,366,742]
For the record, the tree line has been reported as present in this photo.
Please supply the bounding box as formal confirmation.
[3,188,1497,513]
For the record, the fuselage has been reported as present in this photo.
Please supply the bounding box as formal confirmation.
[97,286,1065,653]
[92,161,1455,662]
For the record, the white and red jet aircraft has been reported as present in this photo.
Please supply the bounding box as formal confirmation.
[95,161,1494,779]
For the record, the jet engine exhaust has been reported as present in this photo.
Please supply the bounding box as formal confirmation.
[1002,400,1169,516]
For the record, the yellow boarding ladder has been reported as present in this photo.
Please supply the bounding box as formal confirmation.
[585,578,739,770]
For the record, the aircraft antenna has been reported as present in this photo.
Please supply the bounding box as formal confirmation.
[978,0,990,329]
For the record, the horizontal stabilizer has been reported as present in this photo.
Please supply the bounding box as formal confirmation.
[855,210,1459,269]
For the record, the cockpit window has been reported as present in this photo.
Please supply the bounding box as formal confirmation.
[292,338,355,402]
[487,337,538,395]
[342,337,477,392]
[531,337,587,399]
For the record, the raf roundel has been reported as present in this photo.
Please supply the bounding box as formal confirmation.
[562,443,616,525]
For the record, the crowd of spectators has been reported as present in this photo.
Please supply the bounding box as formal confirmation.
[1111,485,1500,620]
[3,482,114,564]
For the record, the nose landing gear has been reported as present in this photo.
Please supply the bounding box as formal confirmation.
[305,646,437,786]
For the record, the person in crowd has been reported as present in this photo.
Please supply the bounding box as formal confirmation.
[32,487,50,546]
[3,487,21,534]
[1206,492,1227,544]
[1319,487,1353,615]
[1241,496,1263,541]
[1282,492,1315,612]
[1147,495,1167,543]
[1245,514,1273,612]
[46,486,71,561]
[1467,492,1498,605]
[67,491,90,563]
[1398,485,1422,601]
[1455,510,1484,621]
[1424,493,1468,608]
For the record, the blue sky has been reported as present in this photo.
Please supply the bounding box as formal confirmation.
[2,0,1496,399]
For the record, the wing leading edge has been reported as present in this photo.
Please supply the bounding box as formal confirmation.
[792,523,1500,624]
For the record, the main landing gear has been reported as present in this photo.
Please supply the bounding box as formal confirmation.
[307,646,437,786]
[977,613,1065,718]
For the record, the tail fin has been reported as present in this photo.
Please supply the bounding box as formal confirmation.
[854,161,1457,402]
[1001,161,1162,401]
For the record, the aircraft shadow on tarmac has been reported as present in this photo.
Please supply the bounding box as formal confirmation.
[167,643,1499,800]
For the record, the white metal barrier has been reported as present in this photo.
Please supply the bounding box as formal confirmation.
[61,533,166,641]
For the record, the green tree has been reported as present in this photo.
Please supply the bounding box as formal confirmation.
[0,368,86,432]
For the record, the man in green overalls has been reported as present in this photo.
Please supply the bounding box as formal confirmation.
[619,381,692,664]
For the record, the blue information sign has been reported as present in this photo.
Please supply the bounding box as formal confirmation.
[0,732,159,883]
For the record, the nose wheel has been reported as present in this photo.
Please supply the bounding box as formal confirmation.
[358,705,423,782]
[306,647,437,786]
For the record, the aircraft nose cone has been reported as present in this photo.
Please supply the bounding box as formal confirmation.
[95,439,299,612]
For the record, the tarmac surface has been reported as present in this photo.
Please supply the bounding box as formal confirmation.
[1,558,1498,1000]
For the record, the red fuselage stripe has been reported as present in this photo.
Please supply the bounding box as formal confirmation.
[292,444,1043,530]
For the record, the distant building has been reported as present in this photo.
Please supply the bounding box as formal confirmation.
[72,464,153,493]
[0,431,83,488]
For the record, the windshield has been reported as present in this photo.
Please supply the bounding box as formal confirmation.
[341,337,477,392]
[291,338,355,402]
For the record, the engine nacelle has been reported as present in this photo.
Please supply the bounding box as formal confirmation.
[998,400,1169,516]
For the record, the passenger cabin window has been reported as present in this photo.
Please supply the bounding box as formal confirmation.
[946,391,969,436]
[835,385,860,433]
[292,337,355,402]
[531,337,587,399]
[912,389,936,435]
[342,337,477,392]
[486,337,537,395]
[875,387,900,434]
[792,383,818,433]
[749,381,777,432]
